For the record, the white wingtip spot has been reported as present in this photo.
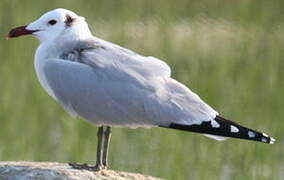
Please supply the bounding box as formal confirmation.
[269,137,276,144]
[230,125,239,133]
[248,131,256,138]
[262,133,269,137]
[211,120,220,128]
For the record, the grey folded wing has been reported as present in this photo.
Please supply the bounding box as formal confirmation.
[42,38,218,127]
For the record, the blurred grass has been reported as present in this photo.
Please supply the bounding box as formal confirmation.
[0,0,283,179]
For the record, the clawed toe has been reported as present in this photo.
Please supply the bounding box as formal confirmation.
[68,162,106,171]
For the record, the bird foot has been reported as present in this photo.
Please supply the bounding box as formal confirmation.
[68,162,107,171]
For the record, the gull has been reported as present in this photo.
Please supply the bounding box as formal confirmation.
[7,9,275,170]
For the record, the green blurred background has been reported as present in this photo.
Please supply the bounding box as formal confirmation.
[0,0,283,179]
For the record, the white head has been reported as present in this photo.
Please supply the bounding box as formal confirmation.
[8,9,92,44]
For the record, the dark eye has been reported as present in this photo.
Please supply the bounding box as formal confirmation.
[48,20,57,25]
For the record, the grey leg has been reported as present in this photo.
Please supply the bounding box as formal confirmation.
[95,126,104,169]
[102,126,112,168]
[68,126,105,171]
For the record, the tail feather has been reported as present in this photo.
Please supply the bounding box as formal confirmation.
[160,115,275,144]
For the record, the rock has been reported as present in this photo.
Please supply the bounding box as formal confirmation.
[0,161,162,180]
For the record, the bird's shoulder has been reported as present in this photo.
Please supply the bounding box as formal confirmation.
[58,37,171,78]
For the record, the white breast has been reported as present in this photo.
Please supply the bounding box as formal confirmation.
[34,44,79,118]
[34,45,57,100]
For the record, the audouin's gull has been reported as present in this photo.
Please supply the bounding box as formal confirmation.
[7,9,275,170]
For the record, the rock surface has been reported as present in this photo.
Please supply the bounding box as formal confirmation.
[0,161,162,180]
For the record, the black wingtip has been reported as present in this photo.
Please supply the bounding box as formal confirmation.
[215,116,275,144]
[160,115,275,144]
